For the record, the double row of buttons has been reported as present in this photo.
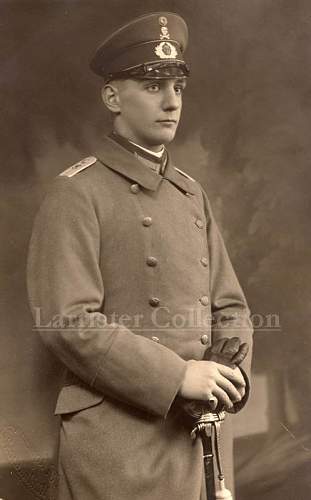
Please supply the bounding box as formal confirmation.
[130,183,210,311]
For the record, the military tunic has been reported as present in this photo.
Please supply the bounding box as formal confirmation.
[27,135,253,500]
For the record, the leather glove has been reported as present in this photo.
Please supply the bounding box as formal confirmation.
[204,337,249,367]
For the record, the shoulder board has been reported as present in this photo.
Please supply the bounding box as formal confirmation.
[174,167,195,182]
[59,156,97,178]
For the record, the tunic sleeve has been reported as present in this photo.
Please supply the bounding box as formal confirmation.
[202,189,253,411]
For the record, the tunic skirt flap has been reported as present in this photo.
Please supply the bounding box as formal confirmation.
[54,383,104,415]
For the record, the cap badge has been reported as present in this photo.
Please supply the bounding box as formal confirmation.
[155,41,177,59]
[158,16,170,40]
[160,26,170,40]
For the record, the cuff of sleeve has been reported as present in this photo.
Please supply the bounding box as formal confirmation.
[93,326,188,418]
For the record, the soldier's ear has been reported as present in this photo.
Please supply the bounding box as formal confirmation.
[101,83,121,114]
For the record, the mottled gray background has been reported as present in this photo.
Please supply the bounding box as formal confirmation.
[1,1,310,499]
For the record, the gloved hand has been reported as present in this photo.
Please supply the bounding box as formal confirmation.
[204,337,249,367]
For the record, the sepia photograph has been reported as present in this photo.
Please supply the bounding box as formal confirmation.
[1,1,310,499]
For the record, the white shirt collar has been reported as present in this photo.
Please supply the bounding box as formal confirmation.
[129,140,165,158]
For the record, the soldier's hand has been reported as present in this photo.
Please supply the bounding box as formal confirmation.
[233,367,246,400]
[178,360,246,410]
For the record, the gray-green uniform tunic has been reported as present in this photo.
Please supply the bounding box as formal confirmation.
[27,135,253,500]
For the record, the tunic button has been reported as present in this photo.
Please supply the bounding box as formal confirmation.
[151,336,160,343]
[130,183,140,194]
[195,218,204,229]
[142,216,153,226]
[201,334,209,345]
[149,297,160,307]
[200,295,209,306]
[200,257,208,267]
[146,256,158,267]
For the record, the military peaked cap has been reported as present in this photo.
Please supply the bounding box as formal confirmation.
[90,12,190,81]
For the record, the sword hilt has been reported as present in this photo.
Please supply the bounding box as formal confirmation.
[190,410,226,440]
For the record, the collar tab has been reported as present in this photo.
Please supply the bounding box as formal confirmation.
[95,136,196,195]
[95,136,162,191]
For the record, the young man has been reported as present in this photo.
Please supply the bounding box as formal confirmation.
[27,12,253,500]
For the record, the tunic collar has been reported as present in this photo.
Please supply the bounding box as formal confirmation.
[95,135,195,195]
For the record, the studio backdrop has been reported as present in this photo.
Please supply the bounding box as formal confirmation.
[1,1,310,499]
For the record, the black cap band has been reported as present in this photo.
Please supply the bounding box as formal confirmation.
[105,60,190,82]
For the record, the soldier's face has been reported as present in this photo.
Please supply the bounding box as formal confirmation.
[113,78,186,150]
